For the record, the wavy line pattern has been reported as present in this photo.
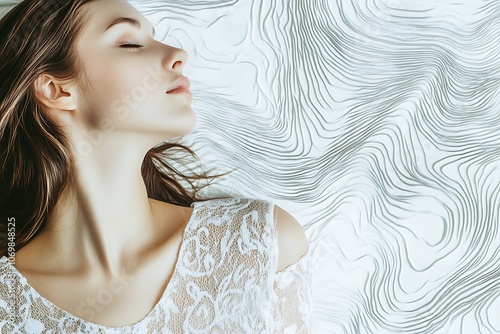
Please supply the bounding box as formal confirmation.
[3,0,500,332]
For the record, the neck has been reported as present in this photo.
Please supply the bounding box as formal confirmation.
[35,136,168,276]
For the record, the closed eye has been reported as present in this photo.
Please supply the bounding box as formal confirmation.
[119,43,144,49]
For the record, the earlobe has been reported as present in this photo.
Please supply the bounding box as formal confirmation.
[34,74,77,111]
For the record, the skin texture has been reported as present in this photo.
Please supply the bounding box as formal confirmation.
[13,0,308,327]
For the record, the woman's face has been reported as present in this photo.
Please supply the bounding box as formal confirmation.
[74,0,195,142]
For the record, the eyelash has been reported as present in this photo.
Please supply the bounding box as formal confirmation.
[119,43,144,49]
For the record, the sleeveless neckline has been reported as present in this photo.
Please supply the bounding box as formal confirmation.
[0,200,200,330]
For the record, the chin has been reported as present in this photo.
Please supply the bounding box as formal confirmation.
[147,112,197,139]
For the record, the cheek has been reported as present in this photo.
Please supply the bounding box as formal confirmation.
[96,65,146,102]
[84,61,154,120]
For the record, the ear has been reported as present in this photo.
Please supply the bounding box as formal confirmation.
[33,74,78,112]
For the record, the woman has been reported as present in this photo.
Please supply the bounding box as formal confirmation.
[0,0,313,332]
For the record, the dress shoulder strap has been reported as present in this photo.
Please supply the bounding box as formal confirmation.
[186,196,279,284]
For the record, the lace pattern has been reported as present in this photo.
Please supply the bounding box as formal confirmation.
[0,197,313,333]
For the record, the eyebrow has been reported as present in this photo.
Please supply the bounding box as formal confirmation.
[105,17,155,37]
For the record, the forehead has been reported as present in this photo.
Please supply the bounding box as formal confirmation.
[80,0,147,38]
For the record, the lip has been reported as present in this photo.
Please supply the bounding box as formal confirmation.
[167,87,192,95]
[166,76,191,94]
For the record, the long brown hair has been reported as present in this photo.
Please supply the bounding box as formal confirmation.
[0,0,234,257]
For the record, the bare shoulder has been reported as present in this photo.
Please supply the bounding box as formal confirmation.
[273,204,309,272]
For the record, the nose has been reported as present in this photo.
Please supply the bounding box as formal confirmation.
[162,44,188,72]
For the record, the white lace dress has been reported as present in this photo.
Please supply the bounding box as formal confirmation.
[0,197,314,333]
